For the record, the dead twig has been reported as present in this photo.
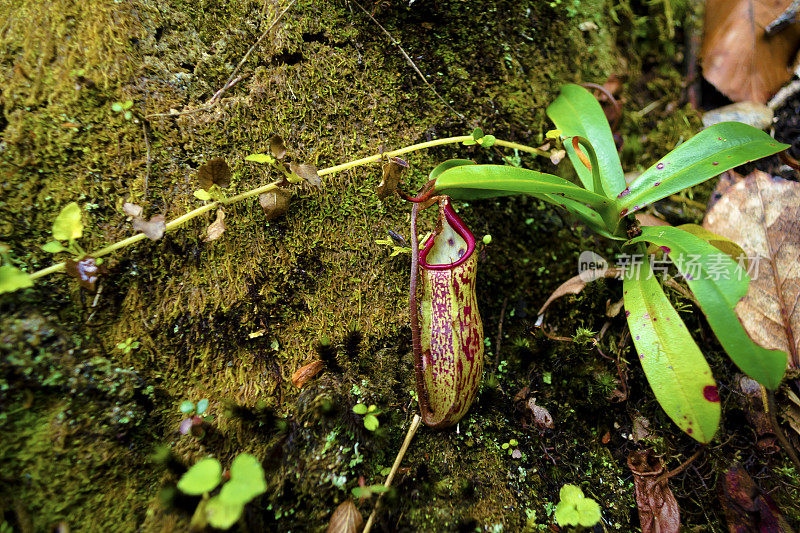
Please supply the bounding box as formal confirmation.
[145,1,296,118]
[351,0,465,121]
[657,446,705,484]
[142,122,151,196]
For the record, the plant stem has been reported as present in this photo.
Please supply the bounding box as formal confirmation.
[28,136,543,282]
[363,414,422,533]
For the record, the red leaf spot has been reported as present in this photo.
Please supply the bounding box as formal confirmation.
[660,246,670,253]
[703,385,720,402]
[656,162,664,169]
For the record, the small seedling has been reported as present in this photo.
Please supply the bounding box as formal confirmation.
[115,337,140,354]
[351,484,389,499]
[500,438,520,456]
[462,127,496,148]
[179,398,211,436]
[0,243,33,294]
[352,403,380,431]
[111,100,134,120]
[553,484,601,528]
[177,453,266,530]
[41,202,87,258]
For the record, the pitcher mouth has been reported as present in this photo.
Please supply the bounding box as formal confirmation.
[419,198,476,271]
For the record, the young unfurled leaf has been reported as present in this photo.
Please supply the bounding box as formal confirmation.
[52,202,83,241]
[554,484,602,528]
[194,189,212,201]
[269,135,287,160]
[0,265,34,294]
[259,188,292,221]
[41,241,69,253]
[65,256,103,291]
[244,153,275,164]
[177,457,222,495]
[122,202,143,218]
[205,496,243,530]
[352,404,368,415]
[179,401,195,414]
[549,149,566,165]
[132,214,166,241]
[326,499,363,533]
[627,450,680,533]
[289,163,322,188]
[480,134,496,147]
[197,158,232,189]
[472,127,484,140]
[203,209,226,242]
[196,398,209,415]
[364,414,379,431]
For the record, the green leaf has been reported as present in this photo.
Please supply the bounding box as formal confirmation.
[554,501,580,527]
[229,454,266,495]
[352,404,368,415]
[559,484,584,503]
[179,401,195,414]
[244,153,275,164]
[472,127,484,140]
[42,241,69,253]
[0,265,34,294]
[52,202,83,241]
[623,257,721,442]
[576,498,601,527]
[617,122,789,216]
[219,479,265,505]
[111,102,123,112]
[193,189,212,201]
[205,495,243,530]
[364,414,379,431]
[122,100,134,110]
[628,226,786,388]
[462,138,477,146]
[351,486,372,498]
[428,159,475,181]
[676,224,746,262]
[196,398,209,415]
[369,485,389,493]
[546,84,625,195]
[433,164,611,209]
[177,458,222,495]
[481,134,496,147]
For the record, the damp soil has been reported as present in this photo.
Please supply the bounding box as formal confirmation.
[1,0,799,531]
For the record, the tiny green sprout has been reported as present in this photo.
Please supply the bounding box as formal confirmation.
[351,484,389,499]
[196,398,210,416]
[193,189,212,201]
[482,234,492,245]
[0,244,33,294]
[111,100,134,119]
[462,127,497,147]
[545,128,563,140]
[554,484,601,528]
[244,153,276,165]
[177,454,266,530]
[115,338,140,354]
[42,202,86,259]
[375,237,411,257]
[352,403,380,431]
[501,438,520,456]
[180,400,195,415]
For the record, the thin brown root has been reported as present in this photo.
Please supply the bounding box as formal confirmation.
[762,386,800,470]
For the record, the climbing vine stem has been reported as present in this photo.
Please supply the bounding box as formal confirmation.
[29,135,543,282]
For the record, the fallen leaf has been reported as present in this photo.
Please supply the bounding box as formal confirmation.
[377,157,407,199]
[259,188,292,221]
[701,0,800,103]
[734,374,778,451]
[65,256,104,291]
[132,214,166,241]
[292,360,325,389]
[537,268,621,316]
[527,398,554,429]
[123,202,143,218]
[627,450,680,533]
[203,209,226,242]
[703,171,799,369]
[197,158,231,189]
[289,163,322,188]
[719,464,793,532]
[326,499,363,533]
[549,149,566,165]
[270,135,287,160]
[702,102,774,130]
[632,413,651,441]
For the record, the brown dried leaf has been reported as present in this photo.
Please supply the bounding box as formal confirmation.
[549,149,566,165]
[537,268,622,316]
[203,209,226,242]
[735,374,778,451]
[270,135,287,160]
[720,464,793,532]
[65,256,104,291]
[123,202,143,218]
[259,188,292,221]
[701,0,800,103]
[606,297,624,318]
[289,163,322,188]
[326,499,363,533]
[377,158,407,199]
[292,360,324,389]
[635,213,670,227]
[703,171,800,369]
[627,450,680,533]
[196,158,231,189]
[526,398,554,429]
[132,214,166,241]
